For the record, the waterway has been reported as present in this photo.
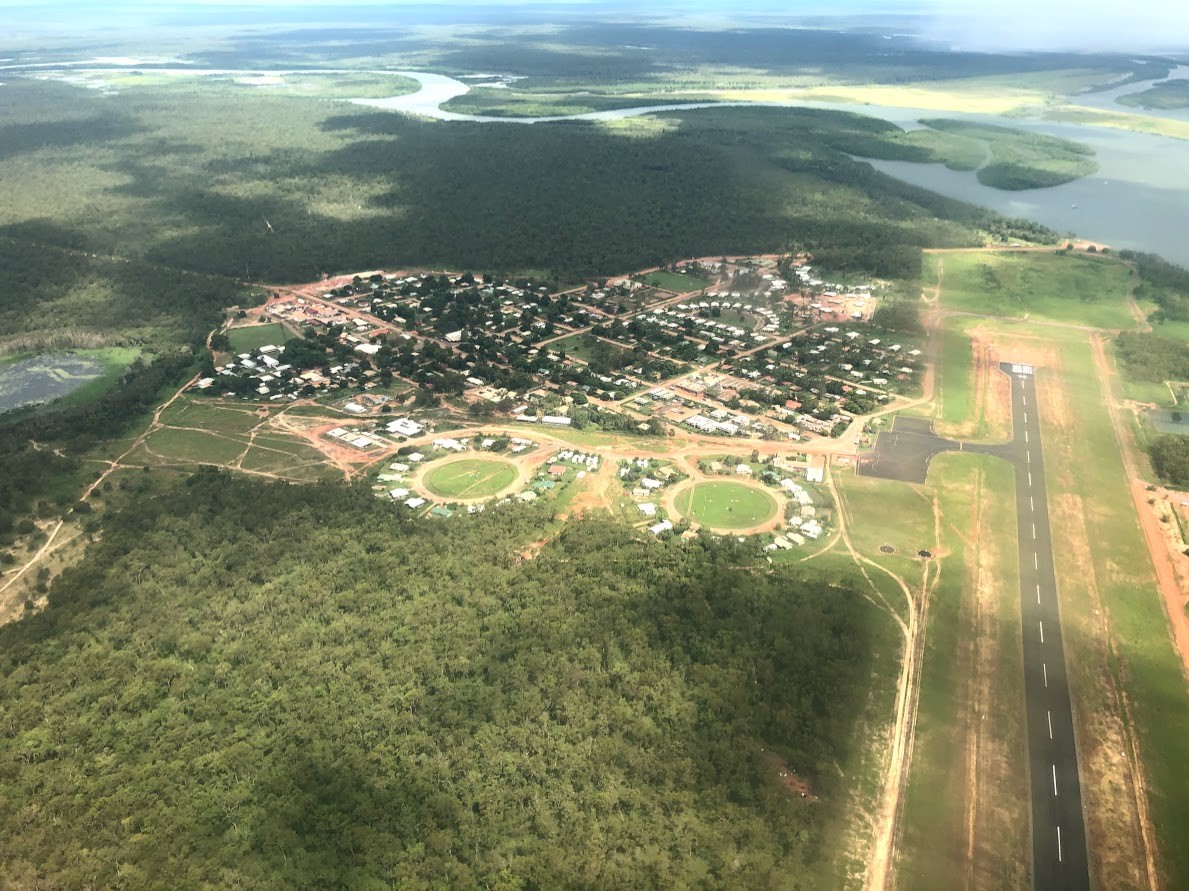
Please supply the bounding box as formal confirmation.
[1074,64,1189,123]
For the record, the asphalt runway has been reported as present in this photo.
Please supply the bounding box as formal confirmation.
[860,363,1091,890]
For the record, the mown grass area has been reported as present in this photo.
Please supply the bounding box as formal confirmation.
[936,250,1135,329]
[226,323,290,353]
[142,427,247,466]
[674,481,777,529]
[157,398,265,436]
[937,327,973,429]
[891,453,1027,890]
[239,436,337,479]
[641,270,712,292]
[549,332,632,365]
[424,458,518,499]
[833,466,933,588]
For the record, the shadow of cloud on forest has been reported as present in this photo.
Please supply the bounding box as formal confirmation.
[247,754,439,886]
[99,105,1003,283]
[0,115,145,163]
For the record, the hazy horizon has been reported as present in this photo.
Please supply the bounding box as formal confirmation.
[2,1,1186,56]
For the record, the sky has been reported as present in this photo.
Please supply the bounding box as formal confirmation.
[1,0,1185,54]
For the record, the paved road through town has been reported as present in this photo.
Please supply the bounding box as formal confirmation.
[859,362,1091,890]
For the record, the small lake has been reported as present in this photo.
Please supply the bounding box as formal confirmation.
[0,353,105,413]
[1151,408,1189,435]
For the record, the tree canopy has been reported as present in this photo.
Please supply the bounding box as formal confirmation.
[0,472,880,889]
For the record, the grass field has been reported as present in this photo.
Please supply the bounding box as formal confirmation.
[1045,104,1189,141]
[226,323,291,353]
[549,332,632,365]
[938,327,973,429]
[890,454,1028,890]
[641,270,713,293]
[423,458,518,499]
[158,398,264,436]
[674,481,777,529]
[143,427,247,466]
[935,250,1135,330]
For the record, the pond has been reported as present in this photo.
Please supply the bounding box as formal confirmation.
[0,353,105,413]
[1151,408,1189,435]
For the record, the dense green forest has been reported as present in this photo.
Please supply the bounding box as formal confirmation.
[0,473,883,889]
[0,238,244,352]
[1119,251,1189,323]
[0,79,1052,287]
[1148,434,1189,487]
[1115,331,1189,383]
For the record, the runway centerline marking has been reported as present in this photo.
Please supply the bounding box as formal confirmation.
[1034,553,1039,571]
[1048,710,1054,740]
[1037,583,1042,604]
[1040,620,1045,644]
[1058,826,1063,862]
[1043,662,1049,687]
[1053,764,1059,797]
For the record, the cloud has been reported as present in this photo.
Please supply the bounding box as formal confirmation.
[920,0,1189,53]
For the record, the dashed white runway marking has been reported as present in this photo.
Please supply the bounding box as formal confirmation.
[1052,764,1058,796]
[1043,662,1049,687]
[1037,583,1042,604]
[1058,826,1063,862]
[1034,554,1039,570]
[1040,620,1045,644]
[1048,710,1054,740]
[1030,496,1035,512]
[1025,430,1030,443]
[1028,471,1033,487]
[1032,523,1037,540]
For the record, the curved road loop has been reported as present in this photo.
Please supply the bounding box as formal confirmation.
[859,362,1090,890]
